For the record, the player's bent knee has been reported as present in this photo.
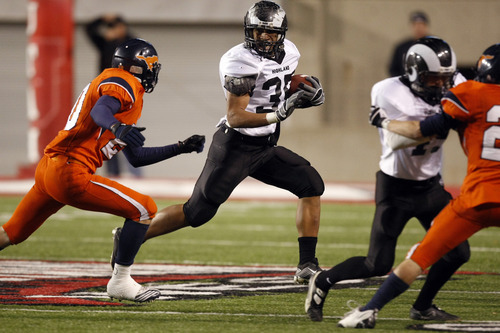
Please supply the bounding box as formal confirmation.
[146,196,158,219]
[183,201,218,228]
[296,166,325,198]
[443,240,471,264]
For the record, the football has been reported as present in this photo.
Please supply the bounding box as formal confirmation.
[289,74,312,94]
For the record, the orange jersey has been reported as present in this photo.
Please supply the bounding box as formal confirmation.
[442,80,500,207]
[45,68,145,173]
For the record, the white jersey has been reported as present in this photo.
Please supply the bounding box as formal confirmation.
[218,39,300,137]
[372,74,466,180]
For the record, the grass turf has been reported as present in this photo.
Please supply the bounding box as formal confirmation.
[0,197,498,332]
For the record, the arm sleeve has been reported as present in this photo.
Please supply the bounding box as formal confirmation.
[419,111,459,137]
[90,95,122,130]
[223,75,257,96]
[122,144,182,168]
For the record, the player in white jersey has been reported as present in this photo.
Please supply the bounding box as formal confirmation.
[111,1,326,284]
[218,38,300,137]
[305,37,470,322]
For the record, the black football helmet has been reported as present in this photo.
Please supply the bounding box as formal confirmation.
[244,1,287,60]
[404,36,456,105]
[111,38,161,93]
[475,43,500,84]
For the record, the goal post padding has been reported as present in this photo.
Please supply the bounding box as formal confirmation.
[21,0,74,177]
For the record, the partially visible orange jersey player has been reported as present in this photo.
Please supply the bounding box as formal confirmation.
[0,38,205,303]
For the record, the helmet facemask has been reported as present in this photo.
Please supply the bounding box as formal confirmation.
[410,71,454,105]
[132,61,161,93]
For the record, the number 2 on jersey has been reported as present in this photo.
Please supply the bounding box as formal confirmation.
[481,105,500,161]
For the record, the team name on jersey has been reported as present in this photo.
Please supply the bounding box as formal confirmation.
[272,65,290,74]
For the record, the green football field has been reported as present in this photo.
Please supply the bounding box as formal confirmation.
[0,197,498,332]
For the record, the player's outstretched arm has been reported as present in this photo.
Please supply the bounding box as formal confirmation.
[122,134,206,168]
[369,106,423,139]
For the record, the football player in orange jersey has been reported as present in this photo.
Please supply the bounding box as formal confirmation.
[0,38,205,303]
[337,43,500,328]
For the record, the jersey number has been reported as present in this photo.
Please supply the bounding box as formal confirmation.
[256,74,292,113]
[481,105,500,161]
[411,142,441,156]
[64,83,90,130]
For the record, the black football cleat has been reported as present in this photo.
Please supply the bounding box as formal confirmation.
[294,259,322,285]
[410,305,460,321]
[305,272,328,321]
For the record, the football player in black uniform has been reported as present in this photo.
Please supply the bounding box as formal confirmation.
[111,1,326,284]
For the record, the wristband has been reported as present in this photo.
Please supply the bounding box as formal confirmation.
[266,112,279,124]
[381,119,390,130]
[110,122,122,135]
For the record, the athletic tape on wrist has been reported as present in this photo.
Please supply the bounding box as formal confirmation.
[266,112,279,124]
[381,119,391,130]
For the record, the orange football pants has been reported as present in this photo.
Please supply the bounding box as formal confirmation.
[409,194,500,270]
[2,154,157,245]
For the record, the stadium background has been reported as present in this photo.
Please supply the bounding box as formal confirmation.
[1,0,498,186]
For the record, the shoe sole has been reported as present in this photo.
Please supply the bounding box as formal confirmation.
[109,289,161,303]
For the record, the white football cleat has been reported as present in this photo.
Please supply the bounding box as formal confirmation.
[107,264,160,303]
[338,307,378,329]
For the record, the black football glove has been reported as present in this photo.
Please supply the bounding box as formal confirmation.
[296,76,325,108]
[273,90,304,122]
[111,123,146,147]
[178,135,206,154]
[369,106,388,128]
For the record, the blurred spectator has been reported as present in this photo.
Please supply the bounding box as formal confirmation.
[388,11,430,77]
[85,15,142,178]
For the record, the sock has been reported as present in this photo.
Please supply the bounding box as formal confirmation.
[413,257,462,310]
[316,256,372,291]
[112,263,132,279]
[362,272,409,311]
[115,219,149,266]
[298,237,317,265]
